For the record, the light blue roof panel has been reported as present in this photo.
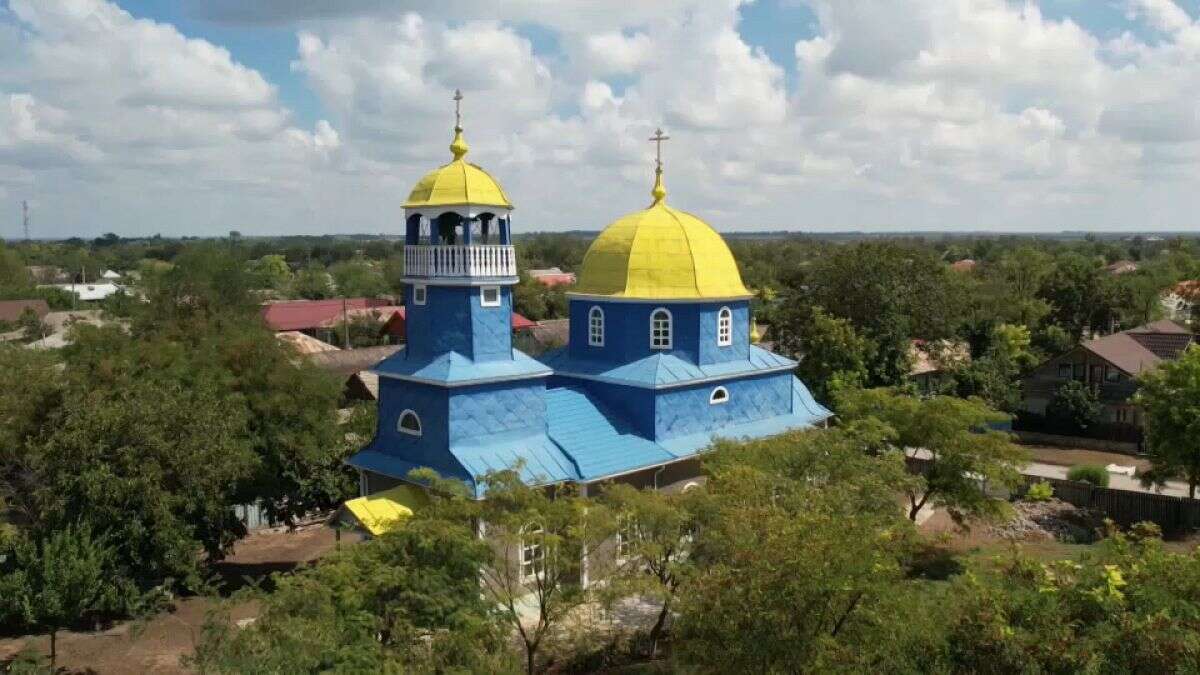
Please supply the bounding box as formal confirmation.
[450,429,580,491]
[541,345,796,389]
[546,386,676,480]
[375,348,552,385]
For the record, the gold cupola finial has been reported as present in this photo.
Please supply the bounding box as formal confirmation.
[649,127,670,205]
[450,88,469,160]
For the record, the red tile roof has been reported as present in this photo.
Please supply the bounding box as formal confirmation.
[260,298,390,331]
[380,308,536,338]
[0,299,50,323]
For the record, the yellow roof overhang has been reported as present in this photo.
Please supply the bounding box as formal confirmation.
[342,484,428,536]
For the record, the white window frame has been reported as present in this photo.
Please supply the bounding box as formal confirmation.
[615,514,637,565]
[709,386,729,405]
[412,284,427,306]
[650,308,672,350]
[397,409,422,436]
[588,306,605,346]
[519,525,545,581]
[480,285,501,307]
[717,306,732,346]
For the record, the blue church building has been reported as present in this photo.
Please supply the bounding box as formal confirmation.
[347,111,831,502]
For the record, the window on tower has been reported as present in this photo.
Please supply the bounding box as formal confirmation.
[588,306,604,346]
[397,410,422,436]
[481,285,501,307]
[710,386,729,405]
[413,284,427,306]
[650,308,672,349]
[717,307,732,346]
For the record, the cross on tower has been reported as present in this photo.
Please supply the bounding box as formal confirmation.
[649,127,670,169]
[453,89,464,130]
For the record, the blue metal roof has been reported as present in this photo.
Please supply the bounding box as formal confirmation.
[374,347,552,386]
[545,386,675,480]
[540,345,796,389]
[449,429,579,491]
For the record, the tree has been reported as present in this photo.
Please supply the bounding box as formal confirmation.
[250,254,293,290]
[292,261,334,300]
[788,242,964,386]
[191,519,515,673]
[1136,346,1200,497]
[16,307,47,342]
[434,470,601,674]
[1,524,122,670]
[1046,380,1103,433]
[330,259,388,298]
[673,428,919,671]
[954,323,1035,413]
[836,388,1028,523]
[597,483,699,656]
[772,305,875,402]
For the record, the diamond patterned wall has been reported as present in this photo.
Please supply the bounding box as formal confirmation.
[655,372,792,440]
[448,381,547,442]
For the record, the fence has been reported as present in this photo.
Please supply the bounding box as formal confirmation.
[1013,411,1143,446]
[1024,476,1200,535]
[403,244,516,278]
[233,502,278,532]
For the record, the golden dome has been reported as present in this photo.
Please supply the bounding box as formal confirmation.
[403,127,513,210]
[574,171,751,300]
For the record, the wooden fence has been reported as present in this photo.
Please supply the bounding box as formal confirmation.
[1023,476,1200,535]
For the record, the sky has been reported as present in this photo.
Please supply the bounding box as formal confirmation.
[1,0,1199,238]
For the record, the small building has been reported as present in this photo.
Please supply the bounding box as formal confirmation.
[527,267,577,287]
[260,298,393,343]
[1161,281,1200,325]
[1105,260,1139,275]
[909,339,970,394]
[950,259,977,273]
[1021,320,1194,425]
[101,269,122,281]
[45,282,123,302]
[307,344,403,402]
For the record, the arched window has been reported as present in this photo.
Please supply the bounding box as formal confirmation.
[717,307,732,346]
[397,409,422,436]
[709,386,729,405]
[650,308,672,350]
[588,306,605,346]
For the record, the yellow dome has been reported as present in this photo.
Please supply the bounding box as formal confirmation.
[403,128,513,209]
[574,199,752,300]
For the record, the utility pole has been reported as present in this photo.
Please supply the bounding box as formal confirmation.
[342,296,350,349]
[21,200,29,240]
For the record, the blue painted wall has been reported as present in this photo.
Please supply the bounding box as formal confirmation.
[373,377,462,479]
[653,371,792,440]
[448,379,548,442]
[406,283,513,361]
[568,299,749,366]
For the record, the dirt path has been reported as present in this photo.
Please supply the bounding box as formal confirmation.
[0,523,351,674]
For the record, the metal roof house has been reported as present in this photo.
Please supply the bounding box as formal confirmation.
[346,105,832,509]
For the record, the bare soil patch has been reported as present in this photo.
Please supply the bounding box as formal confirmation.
[0,522,349,674]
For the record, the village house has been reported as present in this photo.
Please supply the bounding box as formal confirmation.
[1020,319,1194,427]
[527,267,577,287]
[1161,280,1199,325]
[340,107,832,582]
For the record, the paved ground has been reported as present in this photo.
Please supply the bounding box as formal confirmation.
[0,522,349,674]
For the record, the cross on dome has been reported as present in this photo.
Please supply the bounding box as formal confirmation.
[649,127,670,205]
[450,89,469,160]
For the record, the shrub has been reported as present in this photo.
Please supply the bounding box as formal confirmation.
[1067,464,1110,487]
[1025,481,1054,502]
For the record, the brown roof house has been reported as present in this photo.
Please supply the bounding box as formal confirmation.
[1021,320,1194,426]
[909,339,971,395]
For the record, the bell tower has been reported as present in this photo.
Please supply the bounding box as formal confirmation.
[400,89,519,362]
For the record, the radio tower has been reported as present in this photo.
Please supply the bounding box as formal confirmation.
[21,200,29,240]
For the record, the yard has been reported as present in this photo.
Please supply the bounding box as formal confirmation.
[0,522,352,674]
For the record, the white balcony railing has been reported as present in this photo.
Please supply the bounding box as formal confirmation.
[404,244,517,278]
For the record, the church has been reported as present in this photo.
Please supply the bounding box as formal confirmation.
[346,96,831,513]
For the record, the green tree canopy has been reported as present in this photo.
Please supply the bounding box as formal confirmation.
[1136,346,1200,497]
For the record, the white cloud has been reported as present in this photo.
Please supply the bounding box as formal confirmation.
[4,0,1200,236]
